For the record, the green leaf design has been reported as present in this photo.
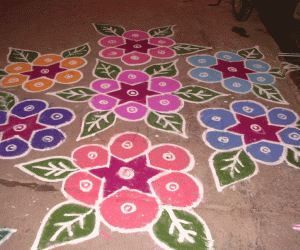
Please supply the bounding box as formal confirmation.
[0,70,8,80]
[173,86,224,103]
[16,157,78,182]
[93,24,125,36]
[296,120,300,129]
[148,26,174,37]
[170,44,211,55]
[0,91,17,111]
[0,228,17,245]
[8,48,39,63]
[50,87,97,102]
[78,111,116,140]
[147,111,187,138]
[94,60,121,79]
[286,147,300,169]
[268,68,285,78]
[282,62,300,74]
[152,207,213,250]
[211,150,257,191]
[237,46,264,60]
[61,44,90,58]
[252,83,288,104]
[144,61,178,78]
[32,202,99,250]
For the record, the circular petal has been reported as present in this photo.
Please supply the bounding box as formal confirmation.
[55,70,82,84]
[148,145,191,171]
[90,94,117,110]
[268,108,297,126]
[99,36,125,47]
[148,94,182,112]
[279,128,300,146]
[0,138,29,158]
[116,70,149,84]
[149,37,175,47]
[248,73,275,85]
[100,48,124,58]
[231,101,265,117]
[245,60,270,72]
[0,111,7,124]
[246,141,284,163]
[223,77,252,93]
[5,63,32,73]
[149,47,175,58]
[72,144,108,169]
[151,172,201,208]
[123,30,150,41]
[114,102,147,121]
[189,68,222,82]
[187,55,217,67]
[64,172,102,206]
[216,52,244,62]
[91,79,119,93]
[199,109,237,130]
[23,78,54,92]
[205,131,243,150]
[150,77,181,93]
[60,57,86,69]
[109,133,149,160]
[38,108,74,127]
[11,100,47,118]
[121,52,151,65]
[1,74,27,87]
[30,129,65,150]
[33,54,63,66]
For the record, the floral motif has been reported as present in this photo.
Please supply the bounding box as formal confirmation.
[198,100,300,191]
[0,44,89,92]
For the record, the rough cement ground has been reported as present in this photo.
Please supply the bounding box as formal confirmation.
[0,0,300,249]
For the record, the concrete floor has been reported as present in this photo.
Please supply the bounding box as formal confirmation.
[1,0,300,249]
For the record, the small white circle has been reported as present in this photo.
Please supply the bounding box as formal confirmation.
[289,132,300,141]
[42,136,54,142]
[158,40,166,44]
[199,72,209,77]
[5,144,17,152]
[122,141,133,149]
[128,74,137,79]
[127,89,139,96]
[51,113,63,120]
[157,50,166,55]
[277,114,287,120]
[24,105,35,111]
[41,69,49,74]
[159,99,170,106]
[130,56,139,60]
[108,40,117,44]
[88,151,98,159]
[159,82,167,87]
[260,146,271,154]
[64,74,73,79]
[166,182,179,192]
[224,55,232,59]
[101,83,110,89]
[69,60,77,65]
[242,106,254,113]
[127,106,138,113]
[8,78,19,83]
[132,34,139,37]
[133,44,142,49]
[34,82,44,87]
[13,124,27,132]
[14,66,22,70]
[253,64,262,69]
[233,82,241,87]
[212,116,221,121]
[250,124,262,132]
[109,52,117,56]
[163,152,176,161]
[99,100,109,105]
[228,67,237,72]
[44,58,53,63]
[218,136,229,143]
[198,59,206,63]
[121,203,137,214]
[79,180,93,192]
[118,167,135,180]
[257,77,266,82]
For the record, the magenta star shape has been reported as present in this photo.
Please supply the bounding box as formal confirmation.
[89,155,163,197]
[227,114,284,145]
[21,62,67,80]
[0,115,46,141]
[211,59,255,80]
[107,82,159,105]
[116,39,158,54]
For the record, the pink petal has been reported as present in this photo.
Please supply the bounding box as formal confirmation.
[116,70,149,84]
[123,30,150,41]
[121,52,151,65]
[100,48,124,58]
[99,36,125,47]
[149,37,175,47]
[149,47,175,58]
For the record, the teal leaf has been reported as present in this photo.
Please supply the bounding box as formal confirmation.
[237,46,264,60]
[0,91,18,111]
[94,60,121,79]
[49,87,97,102]
[144,60,178,78]
[32,202,99,250]
[268,68,285,78]
[296,120,300,129]
[0,228,17,246]
[148,26,174,37]
[93,24,125,36]
[61,44,90,58]
[8,48,39,63]
[170,44,211,55]
[0,70,8,80]
[286,147,300,169]
[282,62,300,74]
[252,83,288,104]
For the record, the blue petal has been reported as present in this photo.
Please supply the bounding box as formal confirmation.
[279,128,300,146]
[189,68,222,82]
[39,108,74,127]
[0,138,29,158]
[223,77,252,93]
[248,73,275,85]
[215,52,244,62]
[245,60,270,72]
[11,100,47,118]
[31,129,66,150]
[199,109,237,130]
[246,141,284,163]
[231,101,265,117]
[268,108,297,125]
[0,111,7,125]
[206,131,243,150]
[187,55,217,67]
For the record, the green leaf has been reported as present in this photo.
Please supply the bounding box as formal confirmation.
[94,60,121,79]
[237,47,264,60]
[0,70,8,80]
[8,48,39,63]
[252,83,288,104]
[16,157,78,182]
[0,228,17,245]
[50,87,97,102]
[93,24,125,36]
[286,147,300,169]
[296,120,300,129]
[61,44,90,58]
[32,202,99,250]
[152,207,213,250]
[170,44,211,55]
[282,62,300,74]
[211,150,257,191]
[148,26,174,37]
[0,91,18,111]
[144,61,178,78]
[172,86,224,103]
[147,111,187,138]
[268,68,285,78]
[78,111,116,140]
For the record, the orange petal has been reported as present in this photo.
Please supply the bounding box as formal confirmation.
[23,78,54,92]
[55,70,82,84]
[1,75,28,87]
[61,57,86,69]
[5,63,32,73]
[33,54,63,66]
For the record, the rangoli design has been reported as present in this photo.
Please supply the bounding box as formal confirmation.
[187,47,288,104]
[50,60,226,140]
[17,132,213,250]
[0,228,17,246]
[0,44,89,92]
[0,91,75,159]
[94,24,211,65]
[198,100,300,191]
